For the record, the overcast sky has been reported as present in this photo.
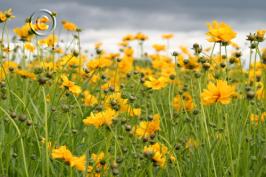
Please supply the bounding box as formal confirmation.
[2,0,266,31]
[1,0,266,56]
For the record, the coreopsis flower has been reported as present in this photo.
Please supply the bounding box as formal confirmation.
[152,44,166,52]
[52,146,86,172]
[104,92,128,112]
[173,92,195,112]
[13,23,34,41]
[61,75,81,95]
[124,47,134,57]
[144,142,168,167]
[180,56,201,71]
[144,76,168,90]
[118,40,129,48]
[3,61,18,72]
[0,61,19,80]
[58,54,85,68]
[250,113,265,125]
[0,8,15,23]
[16,69,36,80]
[118,56,133,74]
[261,48,266,63]
[162,33,174,40]
[83,90,98,106]
[83,109,117,128]
[248,69,262,82]
[24,42,35,52]
[179,45,193,56]
[62,20,77,31]
[87,57,112,70]
[91,152,105,164]
[70,155,86,171]
[38,34,58,47]
[95,42,102,49]
[51,146,73,163]
[206,21,237,43]
[87,152,106,176]
[135,32,148,41]
[0,11,7,23]
[122,34,135,41]
[256,82,264,99]
[128,107,141,117]
[256,30,266,41]
[201,80,236,105]
[133,114,160,138]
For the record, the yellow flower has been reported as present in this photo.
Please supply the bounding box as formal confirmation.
[87,58,112,70]
[88,152,106,176]
[83,91,98,106]
[38,34,58,47]
[133,114,160,138]
[118,41,129,47]
[122,34,135,41]
[201,80,236,105]
[124,47,134,57]
[128,107,141,117]
[0,9,15,23]
[118,56,133,74]
[182,92,195,111]
[92,152,105,164]
[83,109,117,128]
[144,142,168,167]
[152,44,166,52]
[144,76,168,90]
[250,112,265,125]
[61,75,81,95]
[70,155,86,171]
[162,33,174,40]
[0,11,7,22]
[14,23,34,41]
[95,42,102,49]
[51,146,73,163]
[135,32,148,41]
[173,92,195,112]
[62,20,77,31]
[169,154,176,162]
[24,42,35,52]
[3,61,18,72]
[104,92,128,111]
[16,69,36,80]
[256,86,264,99]
[256,30,266,40]
[206,21,237,43]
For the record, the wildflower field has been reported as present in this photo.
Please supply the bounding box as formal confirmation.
[0,8,265,177]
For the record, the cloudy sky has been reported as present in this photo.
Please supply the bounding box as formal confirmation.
[2,0,266,55]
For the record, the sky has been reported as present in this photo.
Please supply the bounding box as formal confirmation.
[1,0,266,57]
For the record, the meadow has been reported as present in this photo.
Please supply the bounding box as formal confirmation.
[0,8,265,177]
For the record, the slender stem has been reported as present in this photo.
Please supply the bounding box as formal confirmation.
[198,80,218,177]
[42,87,50,177]
[0,106,29,177]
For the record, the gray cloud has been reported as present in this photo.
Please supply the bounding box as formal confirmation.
[1,0,266,32]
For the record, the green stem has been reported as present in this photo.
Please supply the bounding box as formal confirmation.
[0,106,29,177]
[42,87,50,177]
